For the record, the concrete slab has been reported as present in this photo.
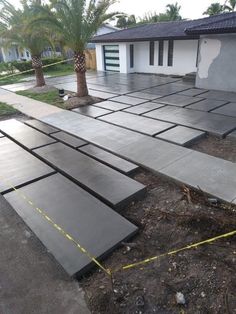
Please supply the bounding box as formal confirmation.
[156,126,206,146]
[99,111,175,136]
[0,137,54,193]
[5,173,138,276]
[72,106,112,118]
[212,102,236,118]
[123,102,165,115]
[198,90,236,102]
[34,142,146,209]
[159,151,236,204]
[126,92,161,100]
[79,144,139,175]
[158,94,203,107]
[227,130,236,139]
[24,119,60,135]
[144,106,236,136]
[51,131,87,148]
[144,83,190,97]
[0,132,4,138]
[186,99,228,112]
[0,119,57,150]
[178,88,208,97]
[111,95,147,105]
[94,100,131,111]
[88,89,118,99]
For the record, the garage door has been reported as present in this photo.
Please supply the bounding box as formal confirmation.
[103,45,120,72]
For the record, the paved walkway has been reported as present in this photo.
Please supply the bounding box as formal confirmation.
[1,87,236,204]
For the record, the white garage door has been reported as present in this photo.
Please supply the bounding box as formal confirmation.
[103,45,120,72]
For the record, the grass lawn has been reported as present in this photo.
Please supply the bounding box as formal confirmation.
[0,102,19,116]
[0,64,74,86]
[16,90,66,109]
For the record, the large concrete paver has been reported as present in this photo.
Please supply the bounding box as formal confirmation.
[72,105,112,118]
[94,100,131,111]
[5,173,138,276]
[124,102,165,115]
[158,94,203,107]
[51,131,87,148]
[24,119,59,135]
[212,102,236,118]
[0,194,90,314]
[186,98,228,112]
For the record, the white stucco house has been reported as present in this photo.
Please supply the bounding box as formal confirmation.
[92,12,236,92]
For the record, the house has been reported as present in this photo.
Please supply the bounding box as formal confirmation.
[0,41,31,63]
[92,12,236,92]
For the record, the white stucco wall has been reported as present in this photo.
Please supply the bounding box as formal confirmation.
[95,39,198,75]
[196,34,236,92]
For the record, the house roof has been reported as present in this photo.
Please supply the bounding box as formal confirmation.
[92,12,236,43]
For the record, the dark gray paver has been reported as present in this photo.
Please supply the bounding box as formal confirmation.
[186,99,228,112]
[34,142,146,209]
[51,131,87,148]
[0,137,54,193]
[94,100,131,111]
[126,92,160,100]
[158,94,203,107]
[156,126,205,146]
[0,119,56,150]
[99,111,175,136]
[24,119,59,135]
[198,90,236,102]
[212,102,236,118]
[79,144,138,174]
[144,106,236,136]
[5,173,138,276]
[159,151,236,204]
[123,102,165,115]
[178,88,208,97]
[144,83,190,97]
[111,95,147,105]
[88,89,118,99]
[72,106,112,118]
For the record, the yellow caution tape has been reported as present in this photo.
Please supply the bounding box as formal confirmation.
[0,58,74,81]
[0,174,235,277]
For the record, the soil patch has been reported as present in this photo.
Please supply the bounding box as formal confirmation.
[190,135,236,163]
[80,170,236,314]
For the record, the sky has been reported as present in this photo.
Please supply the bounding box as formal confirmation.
[111,0,223,20]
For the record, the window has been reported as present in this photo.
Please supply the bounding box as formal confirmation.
[130,44,134,68]
[158,40,164,66]
[167,40,174,67]
[149,41,154,66]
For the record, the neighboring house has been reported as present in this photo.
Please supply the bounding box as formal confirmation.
[92,12,236,92]
[0,45,31,62]
[87,23,119,49]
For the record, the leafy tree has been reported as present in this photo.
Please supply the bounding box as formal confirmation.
[0,0,54,86]
[33,0,118,97]
[166,2,182,20]
[203,2,225,15]
[224,0,236,11]
[116,14,136,28]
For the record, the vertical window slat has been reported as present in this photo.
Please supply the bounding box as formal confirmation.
[158,40,164,66]
[130,44,134,68]
[149,41,154,66]
[168,40,174,67]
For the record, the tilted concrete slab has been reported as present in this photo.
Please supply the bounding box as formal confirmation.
[144,106,236,136]
[34,142,146,209]
[157,94,204,107]
[0,119,56,150]
[159,151,236,204]
[24,119,59,135]
[212,102,236,118]
[124,102,165,115]
[99,111,175,136]
[79,144,139,175]
[156,126,206,146]
[94,101,131,111]
[72,106,112,118]
[5,173,138,276]
[0,137,54,193]
[51,131,87,148]
[186,99,228,112]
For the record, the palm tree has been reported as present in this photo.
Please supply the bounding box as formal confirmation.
[224,0,236,11]
[0,0,54,87]
[203,2,225,15]
[166,2,182,20]
[34,0,118,97]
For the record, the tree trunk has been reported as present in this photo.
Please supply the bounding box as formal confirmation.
[31,55,45,87]
[74,52,88,97]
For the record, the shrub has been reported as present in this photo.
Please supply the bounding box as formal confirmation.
[12,57,65,73]
[0,62,16,74]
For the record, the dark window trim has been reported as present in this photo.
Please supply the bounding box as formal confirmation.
[167,40,174,67]
[158,40,164,66]
[149,41,154,66]
[196,39,200,67]
[130,44,134,68]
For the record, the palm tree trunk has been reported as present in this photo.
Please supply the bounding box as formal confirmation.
[31,55,45,87]
[74,52,88,97]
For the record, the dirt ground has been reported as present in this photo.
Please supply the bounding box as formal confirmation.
[190,134,236,163]
[81,170,236,314]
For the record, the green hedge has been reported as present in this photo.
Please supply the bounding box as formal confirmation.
[12,57,65,72]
